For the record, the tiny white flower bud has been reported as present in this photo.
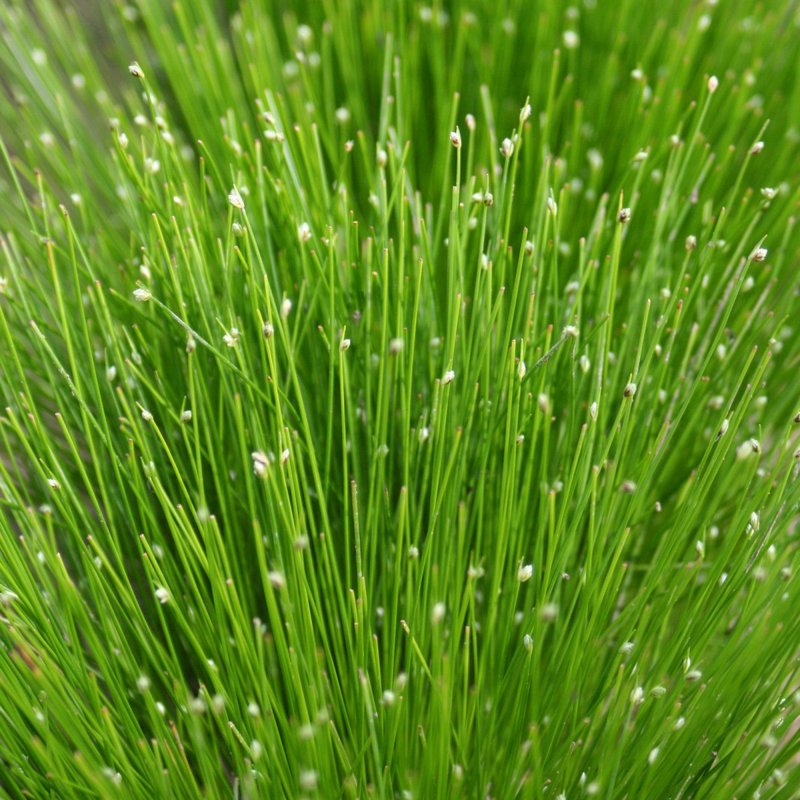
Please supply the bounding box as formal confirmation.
[228,188,245,209]
[431,602,446,625]
[695,540,705,558]
[340,338,351,351]
[648,747,659,765]
[538,393,550,414]
[223,327,240,348]
[377,149,388,167]
[180,409,192,423]
[133,287,152,302]
[707,75,719,93]
[141,409,153,422]
[408,544,419,559]
[519,104,532,123]
[381,690,396,706]
[136,675,151,692]
[630,686,644,705]
[465,113,476,131]
[154,586,169,603]
[262,321,274,338]
[761,187,777,200]
[751,247,768,262]
[389,337,404,354]
[297,222,312,242]
[268,570,286,589]
[589,401,598,420]
[128,62,144,78]
[500,137,514,158]
[299,771,319,792]
[618,207,632,223]
[562,30,579,49]
[547,196,558,216]
[517,563,533,582]
[517,360,527,380]
[750,141,764,155]
[441,369,455,385]
[623,382,637,398]
[280,298,293,319]
[449,129,462,148]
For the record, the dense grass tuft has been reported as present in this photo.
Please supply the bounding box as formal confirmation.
[2,1,800,797]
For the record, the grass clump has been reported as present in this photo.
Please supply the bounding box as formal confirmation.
[1,0,800,797]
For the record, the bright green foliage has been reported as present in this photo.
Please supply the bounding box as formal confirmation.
[1,1,800,798]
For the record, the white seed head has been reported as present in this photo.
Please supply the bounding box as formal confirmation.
[141,409,153,422]
[685,234,698,250]
[133,287,152,302]
[500,137,514,158]
[442,369,455,385]
[408,544,419,560]
[750,140,765,155]
[538,393,551,415]
[297,222,312,242]
[695,540,705,558]
[136,675,151,692]
[750,511,760,531]
[431,602,446,625]
[539,603,558,622]
[623,382,637,398]
[465,113,476,131]
[449,128,462,148]
[736,438,760,460]
[618,207,632,223]
[562,30,579,49]
[247,702,261,718]
[630,686,645,705]
[268,570,286,589]
[547,196,558,216]
[377,148,388,167]
[517,360,527,380]
[339,338,351,351]
[761,186,777,200]
[154,586,169,603]
[707,75,719,93]
[563,325,579,338]
[262,321,274,338]
[128,62,144,78]
[389,337,404,355]
[519,103,532,123]
[223,327,240,348]
[523,633,534,652]
[381,690,396,706]
[648,747,660,765]
[589,401,598,420]
[227,188,245,209]
[180,409,192,423]
[751,247,768,262]
[685,669,703,682]
[517,563,533,582]
[280,297,293,318]
[483,191,494,206]
[299,771,319,792]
